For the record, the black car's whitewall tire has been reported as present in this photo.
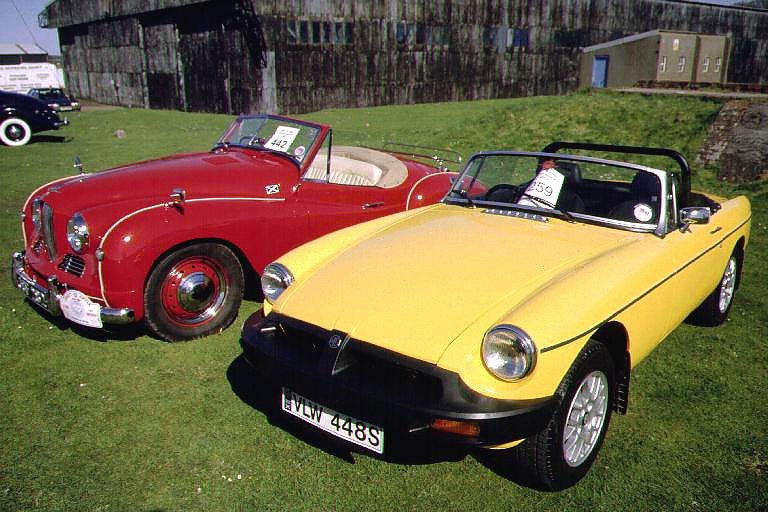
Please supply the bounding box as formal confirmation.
[510,339,615,491]
[0,117,32,146]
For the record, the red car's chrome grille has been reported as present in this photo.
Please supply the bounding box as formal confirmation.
[58,254,85,277]
[32,237,45,256]
[41,202,57,261]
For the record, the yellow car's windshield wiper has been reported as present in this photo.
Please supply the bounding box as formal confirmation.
[447,189,477,208]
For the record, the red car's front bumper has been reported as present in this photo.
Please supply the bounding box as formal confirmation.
[11,251,135,327]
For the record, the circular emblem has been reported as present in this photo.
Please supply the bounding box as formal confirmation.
[328,334,343,349]
[294,145,306,157]
[633,203,653,222]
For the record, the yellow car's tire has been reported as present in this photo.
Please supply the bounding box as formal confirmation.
[689,249,741,327]
[510,339,615,491]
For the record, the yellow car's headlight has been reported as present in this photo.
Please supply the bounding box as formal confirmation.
[482,325,537,381]
[261,263,294,304]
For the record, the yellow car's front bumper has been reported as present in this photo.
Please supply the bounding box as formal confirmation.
[240,310,558,447]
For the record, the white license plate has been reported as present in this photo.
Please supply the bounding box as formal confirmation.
[59,290,103,328]
[281,387,384,454]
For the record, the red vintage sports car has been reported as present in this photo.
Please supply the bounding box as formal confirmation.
[11,114,458,341]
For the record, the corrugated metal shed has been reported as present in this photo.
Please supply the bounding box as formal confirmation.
[0,43,49,65]
[581,30,731,88]
[0,43,49,56]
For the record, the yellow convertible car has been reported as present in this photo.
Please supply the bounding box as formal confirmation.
[240,142,751,490]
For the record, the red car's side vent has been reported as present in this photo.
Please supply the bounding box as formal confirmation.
[58,254,85,277]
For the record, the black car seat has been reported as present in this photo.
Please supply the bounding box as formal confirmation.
[608,171,660,223]
[553,161,585,213]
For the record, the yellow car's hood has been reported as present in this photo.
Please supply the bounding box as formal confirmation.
[278,206,640,364]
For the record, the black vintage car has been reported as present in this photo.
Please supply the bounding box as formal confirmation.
[1,90,69,147]
[27,88,81,112]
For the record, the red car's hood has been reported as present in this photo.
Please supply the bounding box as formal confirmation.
[38,149,299,212]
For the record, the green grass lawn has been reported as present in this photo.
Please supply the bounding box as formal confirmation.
[1,91,766,511]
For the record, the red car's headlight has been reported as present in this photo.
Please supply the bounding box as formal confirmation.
[66,212,89,253]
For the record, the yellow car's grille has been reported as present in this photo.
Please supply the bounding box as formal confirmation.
[275,315,444,406]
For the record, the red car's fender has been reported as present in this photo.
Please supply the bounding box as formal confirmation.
[404,171,456,209]
[96,194,307,320]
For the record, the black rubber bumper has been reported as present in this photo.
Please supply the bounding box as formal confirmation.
[240,310,557,446]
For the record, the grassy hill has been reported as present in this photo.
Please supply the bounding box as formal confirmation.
[1,91,765,511]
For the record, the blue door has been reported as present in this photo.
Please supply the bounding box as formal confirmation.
[591,55,609,88]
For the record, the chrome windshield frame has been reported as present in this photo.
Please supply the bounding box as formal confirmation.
[446,150,671,237]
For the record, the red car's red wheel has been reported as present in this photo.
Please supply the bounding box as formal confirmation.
[144,243,244,341]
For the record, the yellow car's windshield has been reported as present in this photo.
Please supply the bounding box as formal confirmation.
[447,152,669,232]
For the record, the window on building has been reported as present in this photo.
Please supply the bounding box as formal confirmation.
[512,28,529,47]
[714,57,722,73]
[299,20,309,44]
[659,56,667,73]
[311,21,321,44]
[677,56,686,73]
[702,57,710,73]
[345,22,354,44]
[415,23,425,45]
[287,20,298,44]
[430,26,445,45]
[483,26,498,47]
[334,22,344,44]
[673,38,680,51]
[322,22,331,44]
[396,21,408,45]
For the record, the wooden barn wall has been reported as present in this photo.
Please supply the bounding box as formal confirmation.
[51,0,768,114]
[58,1,269,111]
[41,0,210,27]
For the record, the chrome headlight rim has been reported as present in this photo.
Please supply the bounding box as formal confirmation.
[261,262,294,304]
[31,198,42,233]
[481,324,537,382]
[66,212,89,253]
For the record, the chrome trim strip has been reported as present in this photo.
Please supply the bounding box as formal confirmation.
[483,208,548,223]
[41,202,56,260]
[101,307,135,325]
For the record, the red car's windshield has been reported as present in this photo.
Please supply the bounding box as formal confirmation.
[218,115,323,164]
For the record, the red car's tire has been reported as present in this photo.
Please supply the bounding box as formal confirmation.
[0,117,32,146]
[144,243,244,341]
[510,339,615,491]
